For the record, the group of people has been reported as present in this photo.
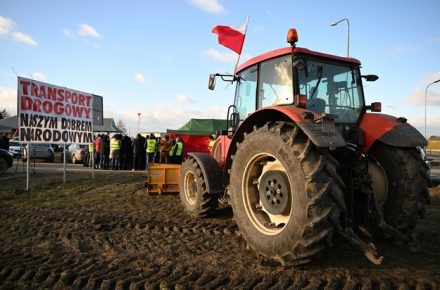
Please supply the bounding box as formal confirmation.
[83,133,184,171]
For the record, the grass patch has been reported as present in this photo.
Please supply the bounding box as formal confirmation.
[427,140,440,150]
[0,171,145,209]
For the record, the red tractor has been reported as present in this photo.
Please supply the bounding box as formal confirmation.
[179,28,430,266]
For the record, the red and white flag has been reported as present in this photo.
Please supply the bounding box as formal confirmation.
[212,20,248,55]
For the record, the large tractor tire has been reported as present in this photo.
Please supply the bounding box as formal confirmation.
[230,121,345,266]
[179,156,219,218]
[369,144,429,233]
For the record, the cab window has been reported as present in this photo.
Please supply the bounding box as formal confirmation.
[234,65,257,120]
[258,55,293,109]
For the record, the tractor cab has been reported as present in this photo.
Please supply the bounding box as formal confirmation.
[230,30,379,144]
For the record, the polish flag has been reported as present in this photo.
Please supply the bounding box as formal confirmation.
[212,23,247,55]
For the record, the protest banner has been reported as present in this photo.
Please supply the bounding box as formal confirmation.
[17,77,94,144]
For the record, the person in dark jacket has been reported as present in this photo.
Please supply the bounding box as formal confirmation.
[140,134,147,170]
[132,134,144,170]
[100,134,110,169]
[0,134,9,151]
[119,135,130,170]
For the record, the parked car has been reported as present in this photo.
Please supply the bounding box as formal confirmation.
[9,139,24,157]
[0,149,13,174]
[22,143,55,162]
[418,146,433,177]
[63,144,86,164]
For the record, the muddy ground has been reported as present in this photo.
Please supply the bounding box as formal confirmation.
[0,171,439,290]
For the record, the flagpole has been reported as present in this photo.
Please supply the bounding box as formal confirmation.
[233,15,250,76]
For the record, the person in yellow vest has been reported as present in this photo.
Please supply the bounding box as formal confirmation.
[146,133,157,165]
[208,130,220,152]
[171,136,184,164]
[110,134,121,170]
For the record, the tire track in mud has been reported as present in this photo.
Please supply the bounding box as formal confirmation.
[0,192,439,289]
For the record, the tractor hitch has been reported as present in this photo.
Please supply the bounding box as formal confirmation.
[339,228,384,265]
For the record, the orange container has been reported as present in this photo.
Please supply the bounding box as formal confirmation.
[146,163,180,194]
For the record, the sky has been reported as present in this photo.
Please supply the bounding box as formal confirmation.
[1,0,440,137]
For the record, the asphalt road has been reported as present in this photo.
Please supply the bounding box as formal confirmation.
[2,158,440,183]
[0,159,145,182]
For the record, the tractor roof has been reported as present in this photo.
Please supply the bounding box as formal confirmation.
[236,47,361,74]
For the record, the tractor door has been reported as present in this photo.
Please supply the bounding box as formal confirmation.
[233,64,257,127]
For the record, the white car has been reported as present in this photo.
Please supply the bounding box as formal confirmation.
[9,139,23,157]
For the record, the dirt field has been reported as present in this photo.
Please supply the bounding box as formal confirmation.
[0,171,439,290]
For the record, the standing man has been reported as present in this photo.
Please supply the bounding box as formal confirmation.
[0,133,9,151]
[84,143,92,167]
[132,133,143,170]
[146,133,157,165]
[110,134,121,170]
[159,135,171,163]
[172,136,184,164]
[100,134,110,170]
[140,134,147,170]
[208,130,220,152]
[94,134,102,169]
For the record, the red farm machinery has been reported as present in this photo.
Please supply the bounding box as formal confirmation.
[179,28,430,266]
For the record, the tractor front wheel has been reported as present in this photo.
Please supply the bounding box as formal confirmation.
[179,157,218,218]
[230,121,345,266]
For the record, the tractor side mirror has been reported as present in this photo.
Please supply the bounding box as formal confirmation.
[208,74,216,90]
[362,74,379,82]
[366,102,382,112]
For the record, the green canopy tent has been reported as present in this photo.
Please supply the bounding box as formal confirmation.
[167,119,228,136]
[167,118,228,156]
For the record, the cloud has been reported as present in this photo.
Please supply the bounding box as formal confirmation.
[189,0,223,13]
[422,72,440,84]
[203,49,236,62]
[105,104,225,134]
[176,94,195,104]
[0,16,14,36]
[406,72,440,106]
[78,23,100,38]
[134,73,144,83]
[12,31,37,46]
[0,16,37,46]
[63,28,74,38]
[203,48,252,63]
[31,72,46,82]
[390,44,417,57]
[0,85,17,114]
[133,73,155,86]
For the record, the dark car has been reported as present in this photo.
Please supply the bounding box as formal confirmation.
[22,143,55,162]
[0,149,13,174]
[418,146,433,177]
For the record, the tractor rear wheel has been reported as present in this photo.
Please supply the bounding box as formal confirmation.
[369,144,429,233]
[230,121,345,266]
[179,156,218,218]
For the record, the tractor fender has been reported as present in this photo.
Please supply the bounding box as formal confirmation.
[360,113,426,153]
[186,152,224,194]
[224,106,346,184]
